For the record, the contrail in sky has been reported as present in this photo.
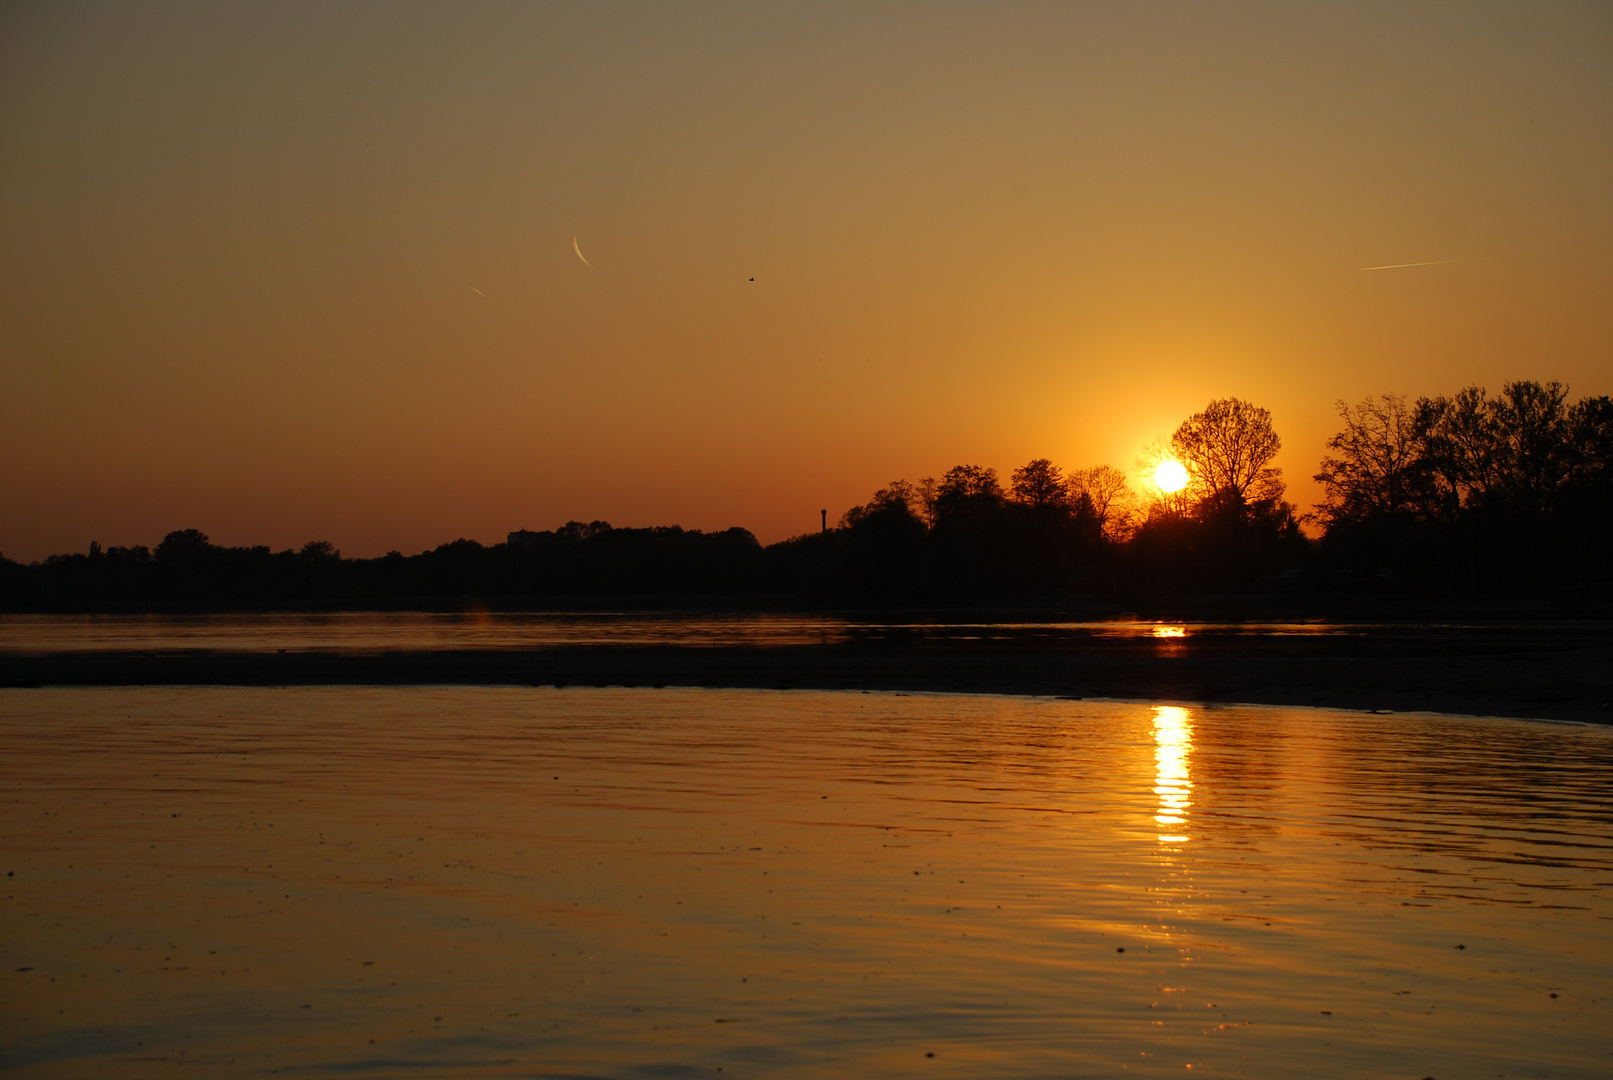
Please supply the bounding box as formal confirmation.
[467,285,495,303]
[1360,259,1469,271]
[573,236,594,269]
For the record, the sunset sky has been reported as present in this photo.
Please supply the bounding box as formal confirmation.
[3,2,1609,562]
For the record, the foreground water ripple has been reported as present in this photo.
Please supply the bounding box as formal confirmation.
[2,686,1610,1078]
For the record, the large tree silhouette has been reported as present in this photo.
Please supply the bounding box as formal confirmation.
[1313,394,1421,528]
[1311,380,1613,585]
[1414,381,1576,521]
[1067,464,1134,540]
[1171,397,1284,506]
[1009,459,1066,509]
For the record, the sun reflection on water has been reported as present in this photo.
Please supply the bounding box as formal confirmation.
[1153,705,1194,843]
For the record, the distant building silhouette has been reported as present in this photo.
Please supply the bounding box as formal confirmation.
[508,530,540,549]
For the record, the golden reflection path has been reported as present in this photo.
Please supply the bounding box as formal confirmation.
[6,689,1613,1076]
[1152,704,1193,844]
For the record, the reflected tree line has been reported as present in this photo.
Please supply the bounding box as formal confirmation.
[4,380,1609,609]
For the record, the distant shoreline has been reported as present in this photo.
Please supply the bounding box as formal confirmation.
[4,591,1610,619]
[6,623,1609,726]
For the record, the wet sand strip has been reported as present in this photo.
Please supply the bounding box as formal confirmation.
[5,628,1610,723]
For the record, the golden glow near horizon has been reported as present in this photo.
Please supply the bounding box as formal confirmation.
[1153,461,1190,494]
[1,5,1609,560]
[1153,705,1194,844]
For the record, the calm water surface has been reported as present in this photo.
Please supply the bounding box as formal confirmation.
[0,611,1583,653]
[3,688,1610,1078]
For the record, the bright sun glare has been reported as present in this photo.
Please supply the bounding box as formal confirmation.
[1154,460,1189,493]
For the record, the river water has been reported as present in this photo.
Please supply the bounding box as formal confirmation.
[2,610,1594,654]
[3,687,1610,1077]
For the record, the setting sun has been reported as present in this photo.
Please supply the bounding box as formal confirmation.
[1154,460,1189,493]
[3,7,1611,1076]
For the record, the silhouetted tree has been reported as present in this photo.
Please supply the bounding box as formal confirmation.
[1067,464,1135,541]
[840,481,923,527]
[1171,397,1285,507]
[928,466,1007,597]
[1314,395,1421,528]
[1134,436,1194,520]
[155,529,216,567]
[1308,380,1613,588]
[840,482,927,598]
[1121,399,1302,592]
[1487,381,1575,519]
[1571,395,1613,477]
[1560,395,1613,574]
[8,378,1607,612]
[1413,382,1586,521]
[1009,459,1066,509]
[935,465,1002,515]
[1003,458,1107,593]
[1411,386,1492,522]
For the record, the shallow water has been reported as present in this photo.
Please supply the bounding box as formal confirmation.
[2,687,1610,1078]
[0,611,845,652]
[1,611,1589,654]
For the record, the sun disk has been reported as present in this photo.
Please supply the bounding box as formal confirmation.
[1154,460,1189,493]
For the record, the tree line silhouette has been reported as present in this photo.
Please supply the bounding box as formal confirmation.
[4,380,1608,610]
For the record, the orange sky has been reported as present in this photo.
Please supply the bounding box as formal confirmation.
[2,2,1610,562]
